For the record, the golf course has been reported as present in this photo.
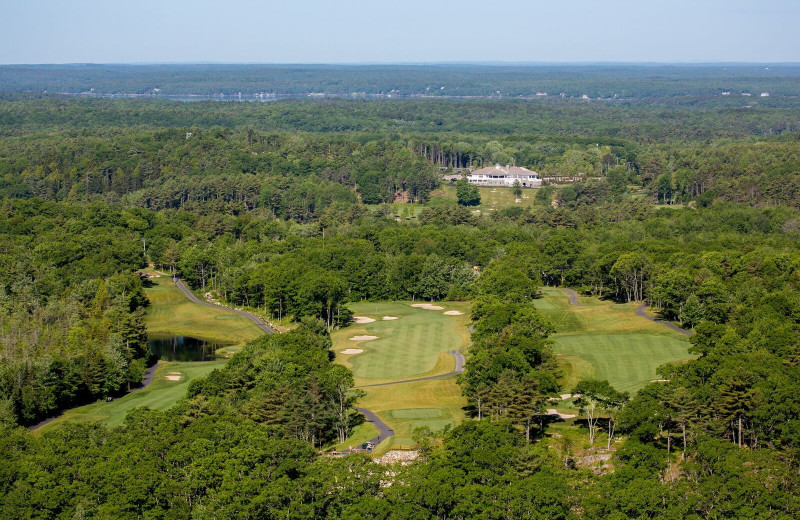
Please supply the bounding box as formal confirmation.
[534,287,692,393]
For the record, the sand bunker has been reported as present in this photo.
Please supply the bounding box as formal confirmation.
[165,372,182,382]
[382,316,399,320]
[411,303,445,310]
[547,408,577,419]
[352,316,375,324]
[443,310,464,315]
[340,348,364,355]
[350,335,378,341]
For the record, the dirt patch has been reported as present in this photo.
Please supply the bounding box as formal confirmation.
[350,335,378,341]
[382,316,399,320]
[443,310,464,315]
[352,316,376,324]
[165,372,182,382]
[411,303,445,310]
[340,348,364,355]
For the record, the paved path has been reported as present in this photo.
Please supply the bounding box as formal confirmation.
[29,362,162,432]
[355,350,465,388]
[354,406,395,447]
[174,278,274,335]
[563,288,580,305]
[636,304,692,336]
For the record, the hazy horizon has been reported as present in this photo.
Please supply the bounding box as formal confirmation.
[2,0,799,65]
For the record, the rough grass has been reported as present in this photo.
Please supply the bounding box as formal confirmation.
[333,301,471,445]
[145,274,264,347]
[34,361,225,434]
[536,287,692,393]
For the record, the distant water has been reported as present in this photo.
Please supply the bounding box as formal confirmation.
[147,334,231,361]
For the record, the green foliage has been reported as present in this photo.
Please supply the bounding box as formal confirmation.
[455,178,481,206]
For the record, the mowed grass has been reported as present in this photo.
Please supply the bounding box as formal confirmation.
[34,361,225,434]
[145,274,264,346]
[333,301,471,445]
[534,287,692,394]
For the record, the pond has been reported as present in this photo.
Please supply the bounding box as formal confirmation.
[147,334,232,361]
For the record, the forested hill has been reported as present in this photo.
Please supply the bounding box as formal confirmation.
[2,63,800,98]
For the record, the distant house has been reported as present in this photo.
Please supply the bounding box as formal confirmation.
[761,92,770,97]
[465,164,542,188]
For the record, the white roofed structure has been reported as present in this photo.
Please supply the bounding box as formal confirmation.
[465,164,541,188]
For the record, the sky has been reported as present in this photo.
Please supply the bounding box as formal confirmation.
[1,0,798,64]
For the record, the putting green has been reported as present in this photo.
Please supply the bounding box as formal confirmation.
[389,408,443,419]
[333,302,469,383]
[535,287,692,393]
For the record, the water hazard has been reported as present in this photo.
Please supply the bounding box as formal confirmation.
[147,334,232,361]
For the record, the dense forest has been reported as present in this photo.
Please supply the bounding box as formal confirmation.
[2,82,800,518]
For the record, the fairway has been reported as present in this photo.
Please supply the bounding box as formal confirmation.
[333,301,471,445]
[145,274,265,346]
[34,361,225,434]
[535,287,692,393]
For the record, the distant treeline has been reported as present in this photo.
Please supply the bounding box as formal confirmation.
[3,63,800,98]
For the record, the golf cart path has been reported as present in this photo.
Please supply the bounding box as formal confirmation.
[174,277,274,334]
[29,362,162,432]
[355,349,466,388]
[563,288,580,305]
[354,406,395,447]
[635,304,692,336]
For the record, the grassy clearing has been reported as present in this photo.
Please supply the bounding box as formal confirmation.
[333,301,471,445]
[34,361,224,434]
[534,287,692,394]
[435,184,540,212]
[144,274,264,347]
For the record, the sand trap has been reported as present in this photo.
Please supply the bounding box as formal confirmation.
[411,303,445,310]
[547,408,577,419]
[352,316,375,324]
[382,316,399,320]
[350,335,378,341]
[443,310,464,315]
[340,348,364,355]
[165,372,182,382]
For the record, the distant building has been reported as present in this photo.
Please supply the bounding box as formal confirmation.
[761,92,770,97]
[464,164,541,188]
